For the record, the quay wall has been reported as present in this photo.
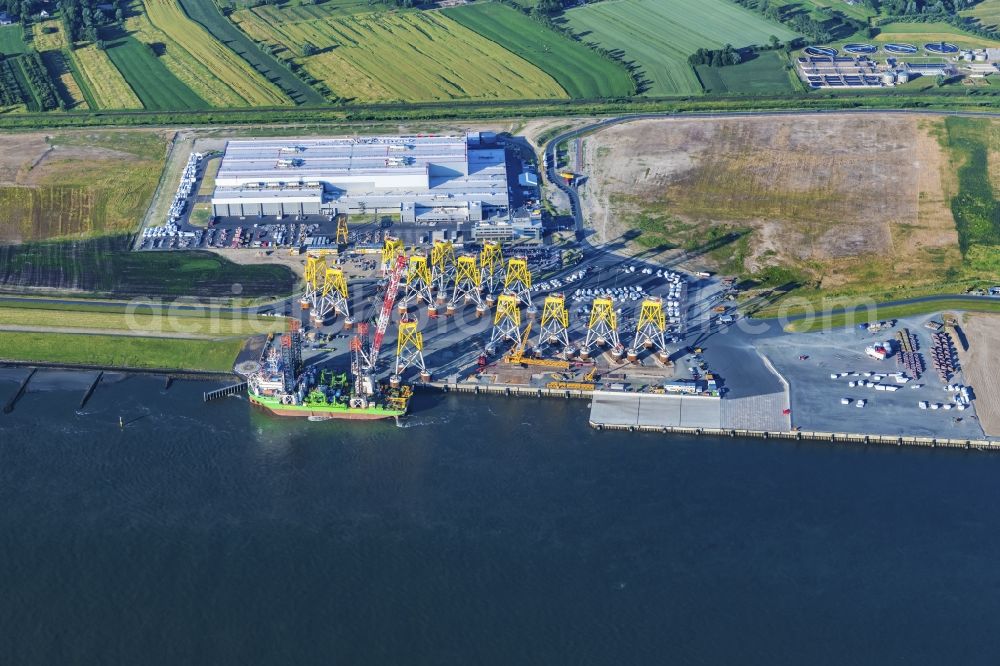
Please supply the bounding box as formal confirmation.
[415,381,1000,452]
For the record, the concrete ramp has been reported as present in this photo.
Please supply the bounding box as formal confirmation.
[721,392,790,431]
[590,391,721,429]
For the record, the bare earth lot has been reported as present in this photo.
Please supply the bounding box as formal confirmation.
[579,114,962,292]
[956,313,1000,437]
[0,130,169,243]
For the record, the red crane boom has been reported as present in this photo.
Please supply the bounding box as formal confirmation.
[368,253,406,369]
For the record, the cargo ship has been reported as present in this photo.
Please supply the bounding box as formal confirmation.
[246,331,409,421]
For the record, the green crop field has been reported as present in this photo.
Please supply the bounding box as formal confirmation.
[231,8,565,102]
[0,24,25,55]
[142,0,291,106]
[0,236,297,298]
[695,52,795,94]
[0,330,246,371]
[874,22,1000,49]
[102,28,207,110]
[175,0,325,105]
[964,0,1000,31]
[70,43,143,109]
[563,0,798,96]
[442,3,633,98]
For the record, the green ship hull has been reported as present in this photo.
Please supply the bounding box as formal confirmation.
[249,392,406,420]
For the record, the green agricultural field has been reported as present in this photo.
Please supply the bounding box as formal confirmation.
[563,0,798,96]
[0,330,245,371]
[143,0,290,106]
[231,8,565,102]
[695,52,795,94]
[101,28,207,110]
[175,0,325,105]
[70,43,143,109]
[442,2,633,98]
[0,236,297,298]
[0,24,25,55]
[964,0,1000,32]
[943,117,1000,276]
[873,22,1000,49]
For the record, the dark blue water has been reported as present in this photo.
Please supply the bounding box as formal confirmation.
[2,372,1000,665]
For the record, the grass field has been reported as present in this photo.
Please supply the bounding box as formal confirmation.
[783,299,1000,333]
[695,52,795,95]
[963,0,1000,31]
[0,24,25,55]
[873,22,1000,49]
[31,20,68,51]
[443,3,633,98]
[142,0,291,107]
[942,117,1000,277]
[101,27,207,110]
[563,0,798,96]
[0,304,285,336]
[175,0,324,105]
[0,330,245,371]
[0,131,167,242]
[231,8,565,102]
[69,43,143,109]
[120,1,245,107]
[0,236,297,298]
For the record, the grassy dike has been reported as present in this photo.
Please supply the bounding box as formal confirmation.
[0,331,246,372]
[783,299,1000,333]
[0,304,289,372]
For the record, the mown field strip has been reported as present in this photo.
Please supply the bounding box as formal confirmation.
[123,2,247,107]
[0,330,246,371]
[103,30,207,110]
[564,0,798,96]
[143,0,290,106]
[176,0,324,105]
[69,44,143,109]
[0,24,26,55]
[442,3,633,98]
[0,306,285,337]
[231,9,565,102]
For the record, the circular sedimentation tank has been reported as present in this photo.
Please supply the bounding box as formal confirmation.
[844,43,877,55]
[884,43,918,55]
[925,42,958,54]
[804,46,838,57]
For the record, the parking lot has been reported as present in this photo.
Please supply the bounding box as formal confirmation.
[756,315,986,439]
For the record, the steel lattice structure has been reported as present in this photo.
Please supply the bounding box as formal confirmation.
[631,297,667,355]
[450,254,483,308]
[503,256,532,307]
[584,296,620,350]
[538,293,570,348]
[401,253,434,307]
[489,293,522,349]
[394,318,427,376]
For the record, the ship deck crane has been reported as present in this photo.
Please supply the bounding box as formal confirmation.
[364,252,406,372]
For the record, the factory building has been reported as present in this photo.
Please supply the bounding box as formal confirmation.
[211,134,510,223]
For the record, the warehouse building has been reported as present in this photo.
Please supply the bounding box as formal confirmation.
[211,134,510,222]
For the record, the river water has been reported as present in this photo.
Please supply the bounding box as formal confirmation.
[1,370,999,664]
